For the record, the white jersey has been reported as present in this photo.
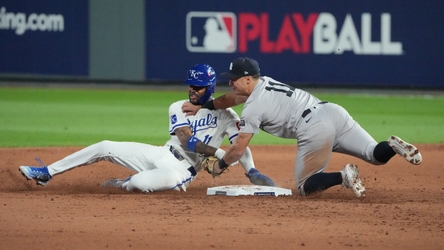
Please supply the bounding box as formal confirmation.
[240,76,320,138]
[165,100,241,171]
[44,99,246,193]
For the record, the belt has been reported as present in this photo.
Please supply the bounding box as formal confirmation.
[301,101,328,118]
[169,146,197,177]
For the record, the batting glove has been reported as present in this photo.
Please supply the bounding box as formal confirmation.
[245,168,275,187]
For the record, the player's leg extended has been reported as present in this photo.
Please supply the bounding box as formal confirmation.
[123,153,197,192]
[19,140,164,186]
[321,103,378,164]
[330,104,421,165]
[47,140,163,176]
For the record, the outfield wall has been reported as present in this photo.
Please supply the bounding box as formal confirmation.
[0,0,443,88]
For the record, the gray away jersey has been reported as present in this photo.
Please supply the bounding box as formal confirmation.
[239,76,320,138]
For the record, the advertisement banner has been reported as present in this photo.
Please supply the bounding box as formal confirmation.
[0,0,88,76]
[146,1,443,88]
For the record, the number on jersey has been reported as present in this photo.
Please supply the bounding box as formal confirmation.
[265,81,295,97]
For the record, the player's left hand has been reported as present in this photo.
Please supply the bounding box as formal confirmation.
[245,168,275,186]
[201,156,226,177]
[182,101,201,116]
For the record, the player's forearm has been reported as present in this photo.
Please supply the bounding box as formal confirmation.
[203,92,247,110]
[213,92,238,109]
[218,132,252,170]
[182,92,246,115]
[183,136,225,158]
[222,143,245,165]
[194,142,217,156]
[175,126,225,158]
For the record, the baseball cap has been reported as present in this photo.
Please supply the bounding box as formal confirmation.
[220,57,260,79]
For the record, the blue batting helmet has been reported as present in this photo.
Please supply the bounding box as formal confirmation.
[183,64,216,104]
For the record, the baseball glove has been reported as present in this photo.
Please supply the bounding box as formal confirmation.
[201,156,226,177]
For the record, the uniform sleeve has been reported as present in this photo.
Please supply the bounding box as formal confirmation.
[239,104,263,134]
[223,108,241,143]
[168,101,191,135]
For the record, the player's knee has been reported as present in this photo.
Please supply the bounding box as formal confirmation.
[93,140,114,153]
[127,170,185,193]
[126,176,154,193]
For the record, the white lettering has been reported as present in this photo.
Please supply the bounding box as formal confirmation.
[47,14,64,31]
[28,13,38,31]
[15,13,26,35]
[314,13,402,55]
[0,7,5,28]
[335,14,361,54]
[0,6,64,35]
[381,13,402,55]
[313,13,337,54]
[37,14,47,31]
[361,13,381,54]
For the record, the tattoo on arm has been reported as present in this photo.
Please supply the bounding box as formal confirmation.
[175,127,192,145]
[175,127,217,156]
[195,142,217,156]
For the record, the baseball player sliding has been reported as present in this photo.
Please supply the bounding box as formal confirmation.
[182,57,422,197]
[19,63,274,192]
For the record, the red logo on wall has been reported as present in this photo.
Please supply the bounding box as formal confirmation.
[187,11,402,55]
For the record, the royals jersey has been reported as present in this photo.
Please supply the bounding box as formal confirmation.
[165,100,240,170]
[239,76,320,138]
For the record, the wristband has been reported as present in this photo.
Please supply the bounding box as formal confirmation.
[214,148,225,159]
[201,100,215,110]
[186,136,201,152]
[219,158,229,169]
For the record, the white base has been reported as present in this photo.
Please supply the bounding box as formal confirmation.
[207,185,292,197]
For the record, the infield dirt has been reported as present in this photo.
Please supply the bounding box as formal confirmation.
[1,144,443,249]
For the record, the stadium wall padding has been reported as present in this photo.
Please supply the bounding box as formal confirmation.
[0,0,442,88]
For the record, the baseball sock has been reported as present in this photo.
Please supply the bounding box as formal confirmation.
[373,141,396,163]
[303,172,342,195]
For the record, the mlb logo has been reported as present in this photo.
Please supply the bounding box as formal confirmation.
[186,11,236,53]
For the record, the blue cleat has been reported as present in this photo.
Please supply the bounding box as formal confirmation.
[19,166,52,186]
[245,168,275,186]
[19,158,52,186]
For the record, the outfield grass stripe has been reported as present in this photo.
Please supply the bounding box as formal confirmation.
[1,87,443,147]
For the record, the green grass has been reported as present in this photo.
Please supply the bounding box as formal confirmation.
[0,87,443,147]
[316,94,444,143]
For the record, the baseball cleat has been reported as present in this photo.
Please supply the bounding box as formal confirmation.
[19,166,52,186]
[388,135,422,165]
[102,176,131,189]
[245,168,275,186]
[341,164,366,197]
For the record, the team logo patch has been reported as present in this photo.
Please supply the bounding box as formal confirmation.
[235,121,241,130]
[171,114,177,124]
[186,11,236,53]
[239,120,245,127]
